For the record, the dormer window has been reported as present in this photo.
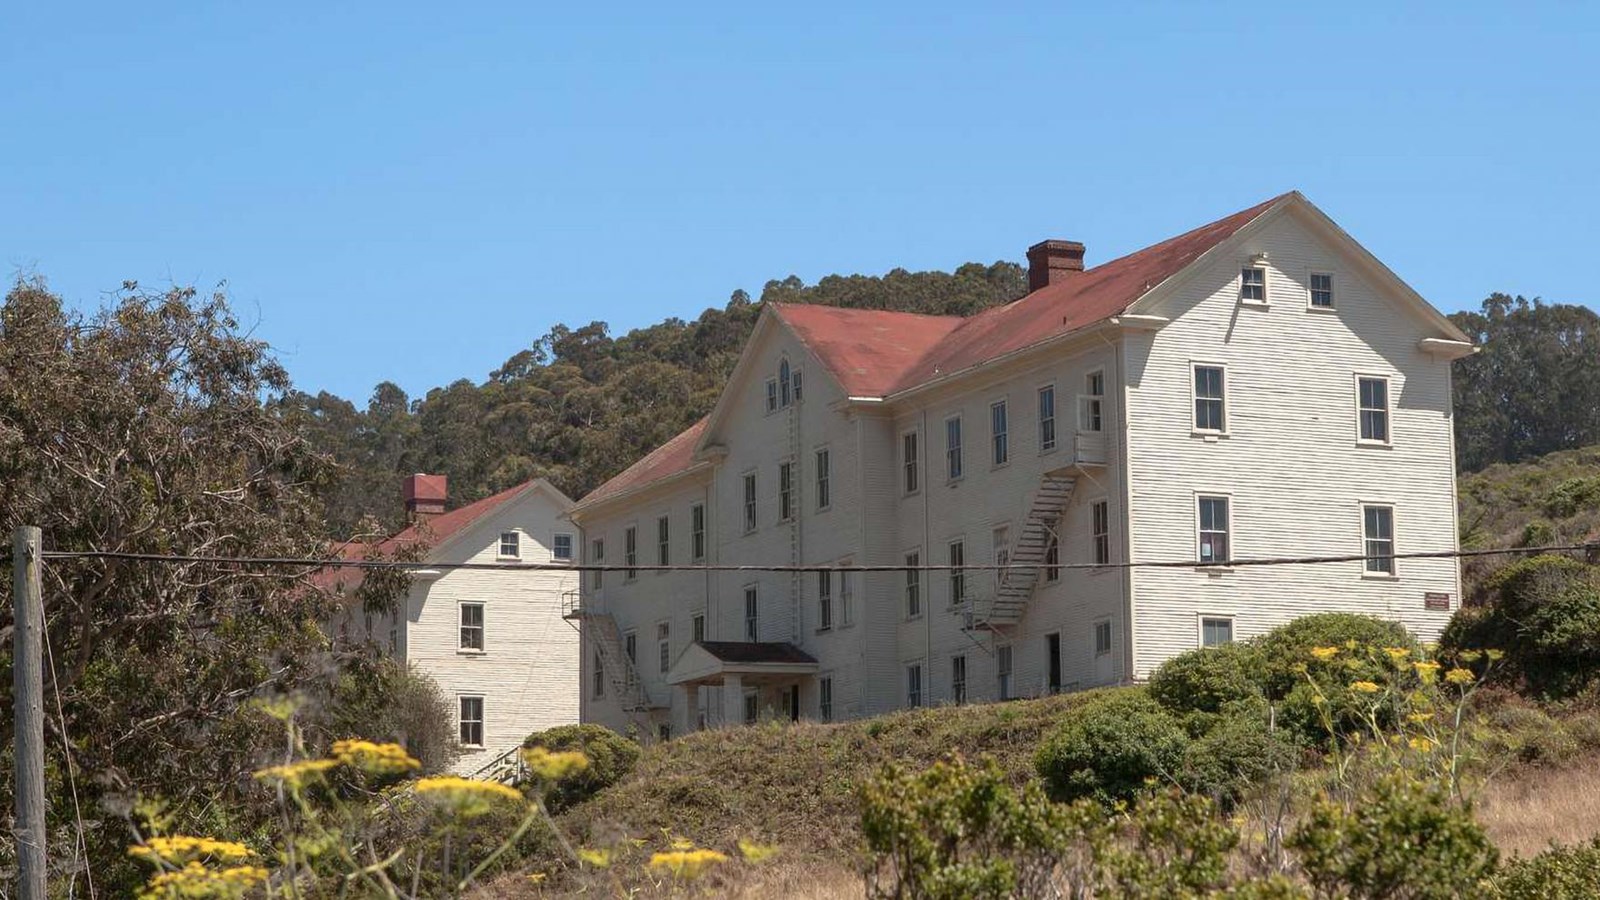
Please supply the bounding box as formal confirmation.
[498,531,520,559]
[1240,266,1267,303]
[779,359,792,408]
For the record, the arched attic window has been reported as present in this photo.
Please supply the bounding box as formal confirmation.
[779,358,792,407]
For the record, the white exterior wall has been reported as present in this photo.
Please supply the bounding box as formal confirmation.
[401,490,581,773]
[1123,210,1461,677]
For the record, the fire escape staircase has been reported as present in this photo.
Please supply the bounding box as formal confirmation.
[562,592,663,712]
[971,473,1078,631]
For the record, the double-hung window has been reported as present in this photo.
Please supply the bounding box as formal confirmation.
[1240,266,1266,303]
[691,503,706,562]
[779,461,795,521]
[817,570,833,631]
[624,631,637,664]
[903,432,920,493]
[657,515,670,566]
[553,533,574,562]
[1358,376,1390,444]
[779,359,792,408]
[840,567,854,626]
[765,379,778,413]
[990,400,1009,466]
[946,417,963,480]
[592,652,605,698]
[1194,365,1226,432]
[1038,385,1057,451]
[907,664,923,708]
[624,526,637,580]
[590,538,604,589]
[744,587,759,641]
[692,613,705,643]
[815,449,830,511]
[1044,534,1061,582]
[499,531,520,559]
[997,645,1014,700]
[1091,500,1110,565]
[1363,505,1396,575]
[458,696,484,747]
[1310,272,1335,308]
[951,655,967,704]
[948,540,966,604]
[743,472,758,532]
[1197,495,1231,564]
[819,676,833,722]
[1081,370,1104,432]
[1095,619,1113,656]
[657,622,670,673]
[459,603,484,651]
[904,552,921,618]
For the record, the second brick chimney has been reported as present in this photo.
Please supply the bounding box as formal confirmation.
[1026,239,1086,292]
[403,473,448,521]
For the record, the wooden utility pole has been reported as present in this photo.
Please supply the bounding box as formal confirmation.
[13,526,46,900]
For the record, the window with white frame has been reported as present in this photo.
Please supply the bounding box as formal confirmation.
[905,552,921,618]
[624,526,637,580]
[743,472,757,532]
[1363,505,1396,575]
[623,631,637,664]
[552,533,574,562]
[907,663,923,708]
[792,369,803,402]
[840,566,854,626]
[817,570,832,631]
[459,603,484,651]
[499,531,520,559]
[1094,619,1113,656]
[1202,616,1234,647]
[692,613,705,643]
[1044,533,1060,582]
[1038,385,1057,451]
[815,448,830,511]
[691,504,706,562]
[592,652,605,698]
[1198,495,1231,564]
[765,379,778,413]
[946,416,963,480]
[656,515,670,566]
[992,525,1010,591]
[903,431,920,493]
[948,540,966,603]
[990,400,1009,466]
[779,461,795,521]
[1081,370,1104,432]
[951,655,967,704]
[458,696,484,747]
[997,645,1014,700]
[1092,500,1110,566]
[1193,365,1226,432]
[657,622,670,673]
[779,358,792,408]
[1310,272,1334,308]
[819,676,833,722]
[591,538,604,589]
[1240,266,1266,303]
[1358,376,1390,444]
[744,586,759,641]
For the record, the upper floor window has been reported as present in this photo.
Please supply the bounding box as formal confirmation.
[1091,500,1110,566]
[624,630,637,664]
[590,538,604,589]
[948,540,966,603]
[459,603,485,651]
[815,449,830,511]
[990,400,1009,466]
[592,651,605,699]
[1202,616,1234,647]
[905,552,921,618]
[792,369,803,402]
[1038,385,1057,452]
[992,525,1010,590]
[1310,272,1335,308]
[817,569,832,631]
[553,533,574,562]
[499,531,520,559]
[1358,376,1390,444]
[903,431,920,494]
[744,586,759,641]
[691,503,706,562]
[779,461,795,522]
[1193,365,1226,432]
[1363,504,1396,575]
[839,566,855,626]
[1044,533,1061,582]
[907,663,923,708]
[692,613,705,643]
[946,416,964,481]
[743,472,758,532]
[624,526,638,580]
[656,515,670,566]
[779,359,792,408]
[765,379,778,413]
[1240,266,1266,303]
[657,622,671,673]
[1198,495,1231,564]
[1081,370,1105,432]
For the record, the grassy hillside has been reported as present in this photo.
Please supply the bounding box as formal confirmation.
[1458,443,1600,598]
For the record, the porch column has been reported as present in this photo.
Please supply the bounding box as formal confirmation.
[722,674,744,727]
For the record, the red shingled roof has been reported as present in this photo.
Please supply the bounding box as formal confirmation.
[773,305,964,397]
[577,416,711,511]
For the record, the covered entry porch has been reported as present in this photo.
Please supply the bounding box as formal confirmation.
[667,641,819,728]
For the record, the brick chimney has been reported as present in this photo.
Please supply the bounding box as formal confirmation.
[403,474,448,521]
[1027,239,1086,292]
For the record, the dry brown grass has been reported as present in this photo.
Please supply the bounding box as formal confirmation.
[1480,759,1600,858]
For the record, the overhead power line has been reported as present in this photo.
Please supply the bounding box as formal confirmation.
[37,541,1600,574]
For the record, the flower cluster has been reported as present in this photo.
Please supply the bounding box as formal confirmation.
[649,847,730,880]
[128,835,254,865]
[252,758,338,789]
[136,862,267,900]
[331,739,421,775]
[522,746,590,781]
[414,775,525,817]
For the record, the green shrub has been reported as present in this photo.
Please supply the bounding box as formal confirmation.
[1288,773,1497,900]
[1444,555,1600,697]
[1543,476,1600,518]
[521,723,640,812]
[1100,790,1238,898]
[1520,519,1559,548]
[1494,838,1600,899]
[1179,700,1301,807]
[1482,704,1583,765]
[1254,613,1416,701]
[1148,642,1266,716]
[1035,690,1188,805]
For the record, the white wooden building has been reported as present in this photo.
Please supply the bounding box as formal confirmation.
[567,192,1476,737]
[324,475,581,773]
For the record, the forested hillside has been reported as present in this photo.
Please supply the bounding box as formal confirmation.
[287,270,1600,537]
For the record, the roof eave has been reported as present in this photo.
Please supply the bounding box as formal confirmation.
[569,461,714,521]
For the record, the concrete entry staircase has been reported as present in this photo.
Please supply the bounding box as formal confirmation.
[562,593,661,712]
[972,473,1078,631]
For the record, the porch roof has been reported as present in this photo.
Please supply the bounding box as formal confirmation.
[667,641,819,686]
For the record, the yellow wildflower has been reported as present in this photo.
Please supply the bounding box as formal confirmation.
[332,739,421,775]
[1310,646,1340,661]
[1444,667,1476,686]
[414,776,525,817]
[1407,712,1433,724]
[128,835,254,865]
[738,838,779,863]
[521,746,590,781]
[136,861,267,900]
[527,872,548,884]
[669,836,695,851]
[1457,650,1483,663]
[1485,649,1505,661]
[649,848,729,879]
[1413,660,1442,683]
[577,847,613,868]
[1349,681,1381,694]
[252,758,339,789]
[1344,639,1359,650]
[1409,736,1437,753]
[1384,647,1411,661]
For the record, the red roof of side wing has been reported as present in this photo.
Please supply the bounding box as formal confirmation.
[578,416,711,510]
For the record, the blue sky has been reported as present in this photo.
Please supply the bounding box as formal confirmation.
[4,2,1596,401]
